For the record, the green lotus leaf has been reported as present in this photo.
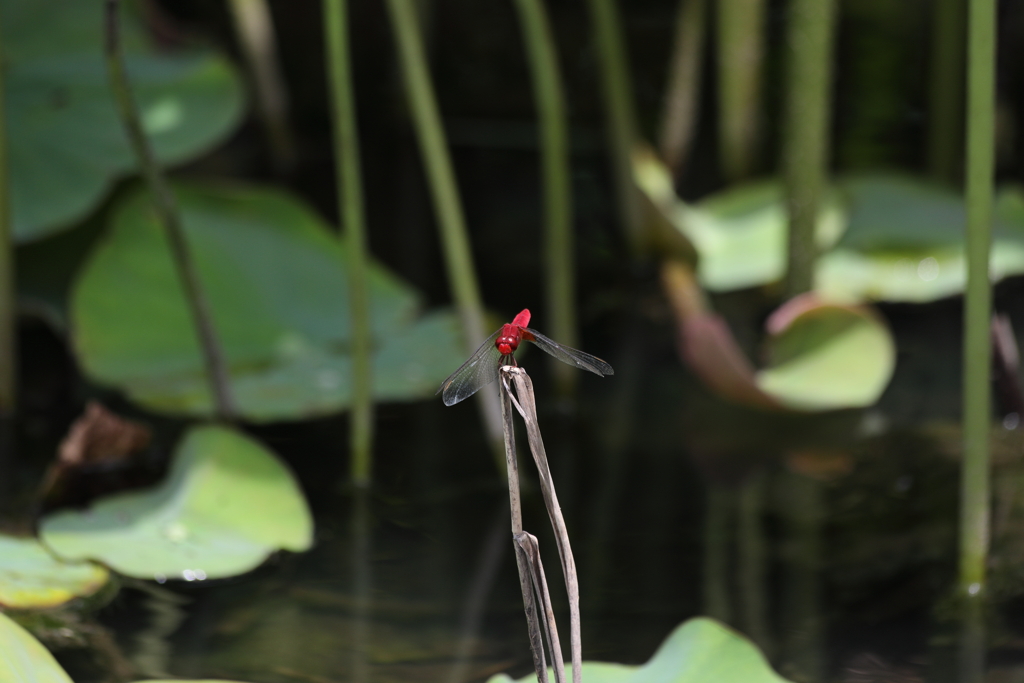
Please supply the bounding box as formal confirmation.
[837,173,971,250]
[0,535,109,609]
[488,617,790,683]
[996,184,1024,230]
[838,174,1024,249]
[4,0,245,241]
[812,176,1024,303]
[70,182,466,421]
[40,425,313,580]
[755,297,896,410]
[632,148,845,292]
[0,613,252,683]
[0,612,73,683]
[815,244,1024,304]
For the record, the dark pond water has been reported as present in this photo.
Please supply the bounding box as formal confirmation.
[16,283,1024,683]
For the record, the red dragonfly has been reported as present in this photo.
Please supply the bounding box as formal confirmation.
[438,309,614,406]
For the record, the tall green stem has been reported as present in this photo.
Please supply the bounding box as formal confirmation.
[738,474,771,656]
[928,0,966,185]
[959,0,995,598]
[782,0,837,297]
[0,12,13,420]
[105,0,236,420]
[779,470,824,682]
[513,0,577,395]
[384,0,502,445]
[324,0,375,487]
[703,485,733,622]
[585,0,642,254]
[659,0,706,178]
[715,0,765,181]
[227,0,296,172]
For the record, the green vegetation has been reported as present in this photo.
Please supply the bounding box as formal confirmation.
[0,0,1013,680]
[40,425,312,579]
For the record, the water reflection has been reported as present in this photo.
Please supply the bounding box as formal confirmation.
[64,302,1024,683]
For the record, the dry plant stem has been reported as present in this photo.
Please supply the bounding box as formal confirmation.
[659,0,706,177]
[324,0,375,486]
[500,373,548,683]
[507,369,582,683]
[226,0,295,171]
[104,0,236,420]
[516,531,566,683]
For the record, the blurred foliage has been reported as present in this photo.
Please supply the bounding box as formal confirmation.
[1,608,255,682]
[39,425,312,580]
[71,183,467,420]
[3,0,244,241]
[637,149,1024,303]
[0,612,74,683]
[0,535,108,609]
[488,617,791,683]
[663,263,895,412]
[755,297,895,411]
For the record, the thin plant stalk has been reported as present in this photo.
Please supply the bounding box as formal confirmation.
[516,530,566,683]
[585,0,642,254]
[927,0,966,185]
[324,0,375,486]
[703,485,732,622]
[715,0,765,181]
[778,469,824,682]
[505,368,582,683]
[960,0,995,605]
[349,486,373,683]
[782,0,837,297]
[385,0,503,446]
[105,0,236,420]
[738,473,772,656]
[500,374,552,683]
[659,0,707,178]
[226,0,296,172]
[0,9,13,420]
[513,0,578,396]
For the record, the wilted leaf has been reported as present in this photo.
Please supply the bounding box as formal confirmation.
[40,425,313,580]
[662,263,894,411]
[4,0,245,241]
[71,183,466,421]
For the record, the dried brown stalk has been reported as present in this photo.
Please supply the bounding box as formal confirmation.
[500,366,582,683]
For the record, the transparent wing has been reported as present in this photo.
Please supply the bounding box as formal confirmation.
[437,329,503,406]
[523,328,614,377]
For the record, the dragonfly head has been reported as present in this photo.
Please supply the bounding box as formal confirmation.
[496,336,517,356]
[496,324,520,356]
